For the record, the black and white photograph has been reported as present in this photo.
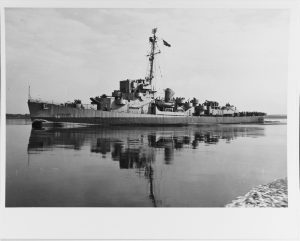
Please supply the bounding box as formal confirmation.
[1,0,300,239]
[5,7,290,208]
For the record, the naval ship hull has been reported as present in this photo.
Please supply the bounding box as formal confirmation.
[28,100,264,126]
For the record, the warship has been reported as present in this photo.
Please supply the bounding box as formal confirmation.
[28,28,265,127]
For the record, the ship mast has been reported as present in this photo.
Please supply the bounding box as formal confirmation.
[148,28,160,86]
[28,84,31,100]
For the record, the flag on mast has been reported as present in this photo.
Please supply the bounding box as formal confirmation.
[162,39,171,47]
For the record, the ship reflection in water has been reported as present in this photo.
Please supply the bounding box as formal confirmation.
[27,125,264,166]
[6,122,287,207]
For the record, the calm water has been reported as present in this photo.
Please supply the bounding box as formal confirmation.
[6,119,287,207]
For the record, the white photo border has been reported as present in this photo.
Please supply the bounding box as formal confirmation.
[0,0,299,240]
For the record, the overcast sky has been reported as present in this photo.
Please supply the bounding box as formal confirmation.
[6,8,289,114]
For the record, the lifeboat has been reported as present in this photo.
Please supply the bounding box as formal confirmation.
[156,99,175,108]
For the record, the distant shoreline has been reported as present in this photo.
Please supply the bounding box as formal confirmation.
[265,114,287,119]
[6,114,31,119]
[6,113,287,119]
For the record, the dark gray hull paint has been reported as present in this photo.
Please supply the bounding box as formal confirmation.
[28,101,264,126]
